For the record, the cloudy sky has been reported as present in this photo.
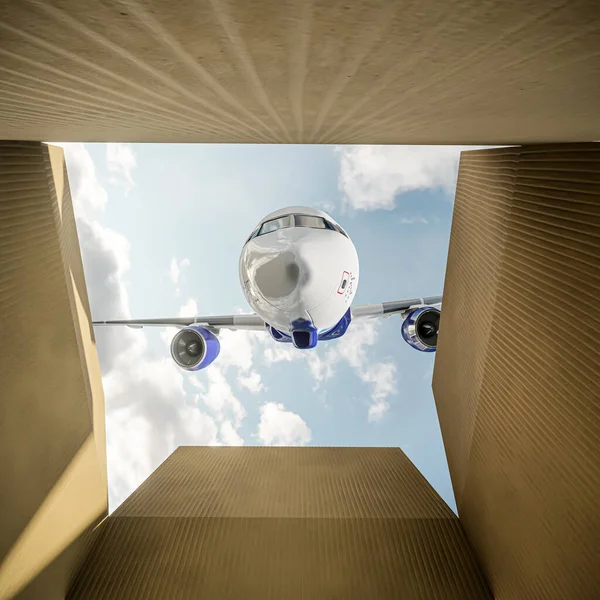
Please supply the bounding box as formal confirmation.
[59,142,468,513]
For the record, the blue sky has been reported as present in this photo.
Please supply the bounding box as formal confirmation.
[61,142,467,512]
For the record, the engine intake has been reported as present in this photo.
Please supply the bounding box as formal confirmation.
[170,326,220,371]
[401,307,441,352]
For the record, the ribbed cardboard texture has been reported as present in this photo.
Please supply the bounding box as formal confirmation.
[69,447,491,599]
[0,0,598,144]
[0,142,107,600]
[433,143,600,598]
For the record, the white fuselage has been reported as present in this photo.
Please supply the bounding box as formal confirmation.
[239,206,359,334]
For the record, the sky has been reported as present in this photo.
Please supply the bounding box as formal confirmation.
[59,142,471,513]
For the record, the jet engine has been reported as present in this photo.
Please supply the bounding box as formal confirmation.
[170,326,220,371]
[401,307,440,352]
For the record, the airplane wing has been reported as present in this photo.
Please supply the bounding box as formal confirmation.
[93,296,442,332]
[92,313,266,331]
[350,295,442,320]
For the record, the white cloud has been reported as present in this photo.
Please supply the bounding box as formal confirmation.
[105,406,154,509]
[199,367,246,428]
[263,320,397,421]
[362,361,396,401]
[160,327,173,349]
[106,143,137,192]
[238,371,264,394]
[361,361,396,422]
[367,399,390,422]
[50,142,107,219]
[306,351,335,385]
[167,303,266,443]
[257,402,311,446]
[215,327,269,398]
[314,321,397,419]
[189,375,204,390]
[170,256,191,286]
[103,357,219,507]
[170,258,179,284]
[317,200,336,214]
[176,326,267,446]
[178,297,198,318]
[331,319,379,370]
[337,145,476,211]
[399,216,429,225]
[263,344,298,364]
[74,199,141,375]
[163,302,253,444]
[217,328,257,373]
[62,143,238,511]
[220,421,244,446]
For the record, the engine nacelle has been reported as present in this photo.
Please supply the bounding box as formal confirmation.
[401,307,441,352]
[170,326,220,371]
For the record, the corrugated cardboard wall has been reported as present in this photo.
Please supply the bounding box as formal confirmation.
[434,146,520,504]
[114,446,453,519]
[0,142,107,600]
[0,0,599,143]
[69,447,491,599]
[433,143,600,598]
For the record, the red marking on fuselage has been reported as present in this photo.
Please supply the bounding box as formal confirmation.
[337,271,350,295]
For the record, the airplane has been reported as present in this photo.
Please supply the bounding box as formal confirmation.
[93,206,442,371]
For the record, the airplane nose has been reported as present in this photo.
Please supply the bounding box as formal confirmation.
[241,227,351,329]
[254,250,305,301]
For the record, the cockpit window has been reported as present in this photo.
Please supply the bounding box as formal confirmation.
[258,215,293,236]
[251,214,349,239]
[327,221,348,238]
[293,215,327,229]
[246,227,260,243]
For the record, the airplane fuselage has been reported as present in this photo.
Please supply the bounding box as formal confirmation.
[239,206,359,348]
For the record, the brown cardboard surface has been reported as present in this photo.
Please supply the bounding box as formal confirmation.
[114,446,454,519]
[433,143,600,598]
[0,0,599,144]
[0,142,107,600]
[70,447,491,599]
